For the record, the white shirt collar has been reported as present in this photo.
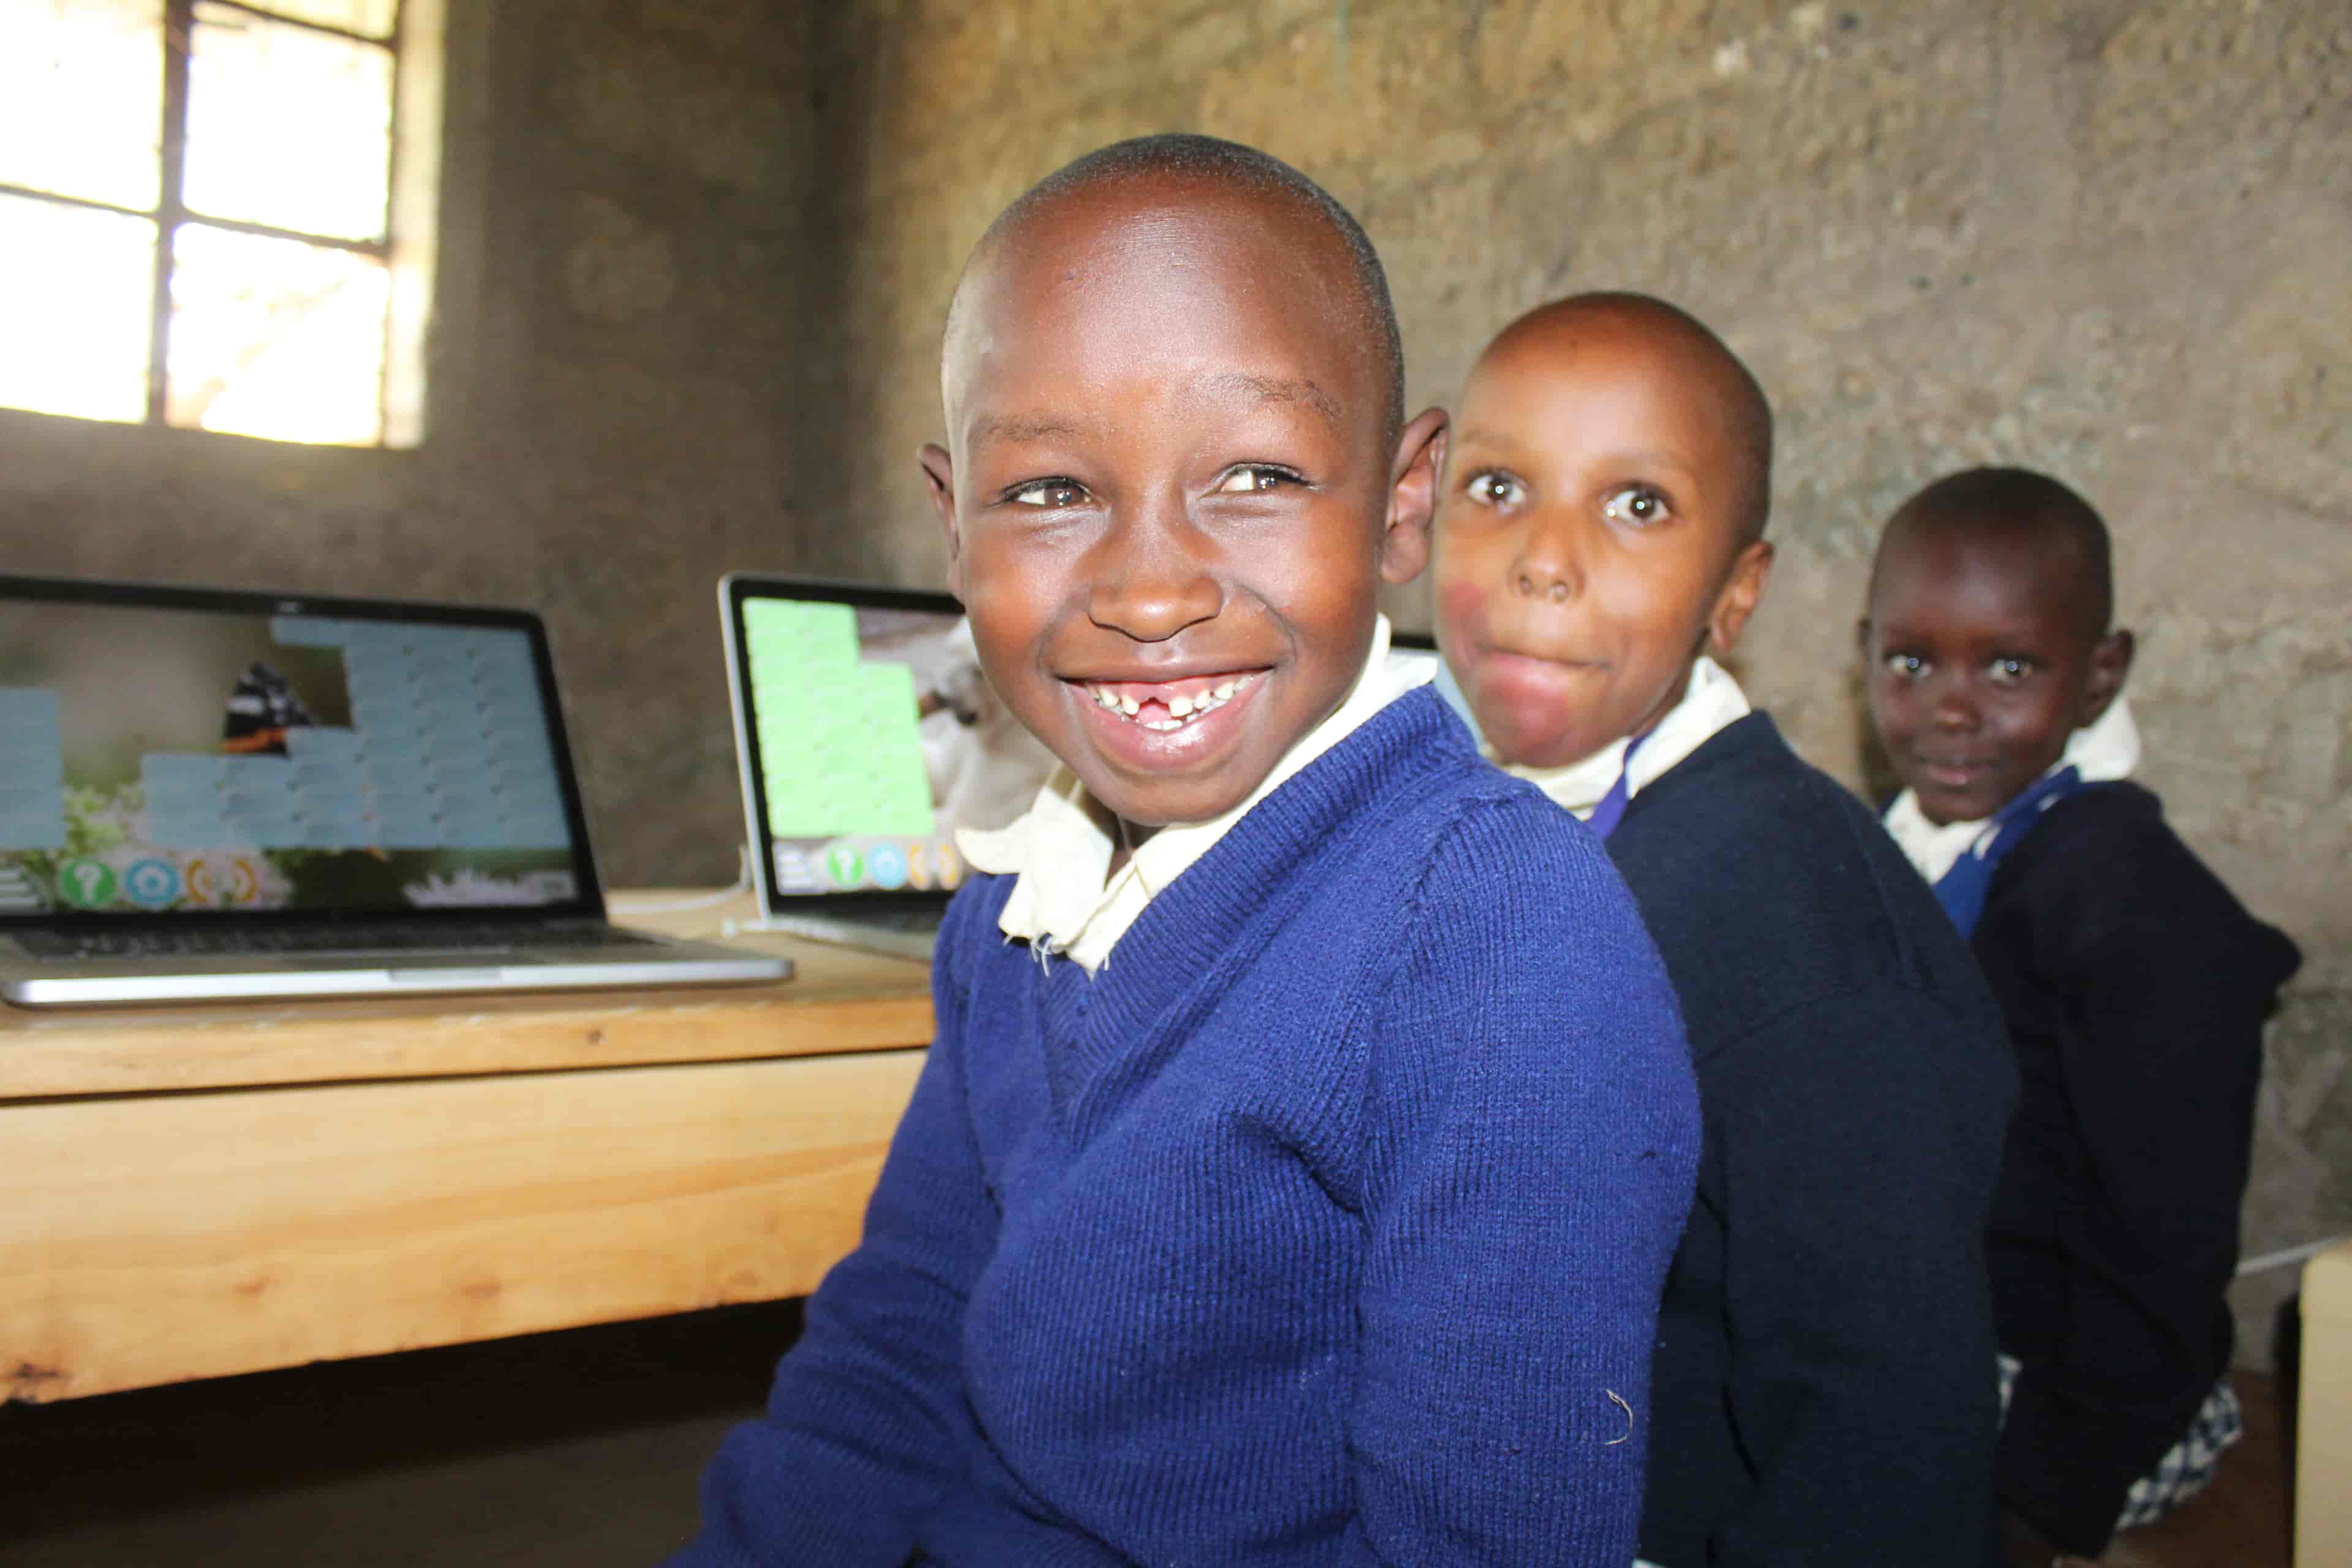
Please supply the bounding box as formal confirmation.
[1504,655,1752,818]
[956,616,1433,973]
[1882,696,2142,885]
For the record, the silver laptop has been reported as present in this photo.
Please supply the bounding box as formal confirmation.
[718,574,1445,962]
[0,574,789,1007]
[718,575,1063,962]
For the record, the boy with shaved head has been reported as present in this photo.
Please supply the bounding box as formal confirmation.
[1433,293,2018,1568]
[1864,469,2301,1565]
[670,139,1699,1567]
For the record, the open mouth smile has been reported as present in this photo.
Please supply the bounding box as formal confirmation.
[1077,672,1262,733]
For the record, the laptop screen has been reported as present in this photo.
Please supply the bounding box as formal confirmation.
[0,575,600,922]
[722,575,1057,912]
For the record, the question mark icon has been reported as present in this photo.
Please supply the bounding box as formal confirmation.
[58,858,116,909]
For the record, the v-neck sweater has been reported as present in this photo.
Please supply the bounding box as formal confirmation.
[673,687,1701,1567]
[1605,714,2017,1568]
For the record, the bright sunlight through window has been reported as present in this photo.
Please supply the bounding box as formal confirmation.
[0,0,442,448]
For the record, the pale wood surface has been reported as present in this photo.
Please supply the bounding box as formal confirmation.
[1,892,935,1401]
[2,1047,927,1403]
[0,891,933,1100]
[2294,1241,2352,1568]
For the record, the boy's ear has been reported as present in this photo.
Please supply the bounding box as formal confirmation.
[1378,407,1449,586]
[918,442,961,597]
[1704,539,1776,656]
[2081,627,2135,723]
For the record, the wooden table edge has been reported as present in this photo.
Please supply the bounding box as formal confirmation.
[0,891,936,1100]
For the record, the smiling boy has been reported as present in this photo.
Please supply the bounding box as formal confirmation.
[669,140,1700,1568]
[1433,294,2018,1568]
[1864,469,2302,1565]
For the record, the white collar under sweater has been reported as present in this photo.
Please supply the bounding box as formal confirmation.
[957,616,1433,974]
[1881,696,2142,886]
[1504,654,1752,818]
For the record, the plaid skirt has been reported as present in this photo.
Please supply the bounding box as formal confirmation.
[1996,1352,2244,1532]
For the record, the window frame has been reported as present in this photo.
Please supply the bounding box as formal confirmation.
[0,0,436,448]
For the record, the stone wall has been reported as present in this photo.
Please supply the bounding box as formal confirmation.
[800,0,2352,1358]
[0,0,813,889]
[3,0,2342,1360]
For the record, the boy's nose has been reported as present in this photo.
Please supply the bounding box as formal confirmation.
[1930,680,1980,732]
[1086,509,1221,642]
[1509,515,1582,604]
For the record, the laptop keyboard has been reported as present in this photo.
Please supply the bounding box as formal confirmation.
[14,923,661,960]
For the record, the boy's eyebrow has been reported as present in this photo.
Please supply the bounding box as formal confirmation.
[1200,371,1343,429]
[966,410,1101,445]
[965,376,1343,448]
[1450,428,1704,483]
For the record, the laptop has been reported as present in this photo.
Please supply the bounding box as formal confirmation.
[0,574,790,1007]
[718,573,1443,963]
[719,575,1057,961]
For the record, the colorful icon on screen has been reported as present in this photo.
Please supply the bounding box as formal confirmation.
[934,843,963,891]
[867,842,909,891]
[772,846,821,894]
[825,843,864,889]
[121,858,182,910]
[0,864,47,913]
[56,857,116,909]
[186,854,261,908]
[903,845,932,891]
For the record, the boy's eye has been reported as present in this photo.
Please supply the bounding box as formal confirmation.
[1601,485,1671,527]
[1008,478,1087,508]
[1212,465,1300,495]
[1882,652,1927,679]
[1986,656,2036,686]
[1464,471,1524,508]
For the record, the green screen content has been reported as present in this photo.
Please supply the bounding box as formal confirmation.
[745,600,936,840]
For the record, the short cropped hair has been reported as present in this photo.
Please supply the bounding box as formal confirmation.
[1885,467,2114,636]
[974,133,1406,447]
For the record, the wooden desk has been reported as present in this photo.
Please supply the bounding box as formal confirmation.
[0,894,931,1404]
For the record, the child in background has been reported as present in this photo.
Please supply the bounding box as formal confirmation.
[669,138,1700,1568]
[1863,468,2301,1566]
[1433,292,2018,1568]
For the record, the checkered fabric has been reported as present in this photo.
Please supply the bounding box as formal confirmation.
[1995,1353,2243,1532]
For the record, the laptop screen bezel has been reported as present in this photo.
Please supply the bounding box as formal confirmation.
[722,573,986,920]
[0,572,608,928]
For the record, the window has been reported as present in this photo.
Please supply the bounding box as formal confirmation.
[0,0,442,448]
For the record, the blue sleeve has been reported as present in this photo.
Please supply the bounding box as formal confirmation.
[667,892,1001,1567]
[1344,797,1700,1566]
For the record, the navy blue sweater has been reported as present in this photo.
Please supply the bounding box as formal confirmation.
[1610,715,2018,1568]
[671,688,1701,1567]
[1969,782,2299,1556]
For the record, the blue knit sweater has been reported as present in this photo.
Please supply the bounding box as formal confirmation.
[671,688,1700,1567]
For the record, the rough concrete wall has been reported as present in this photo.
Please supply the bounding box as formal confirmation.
[805,0,2351,1359]
[0,0,813,888]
